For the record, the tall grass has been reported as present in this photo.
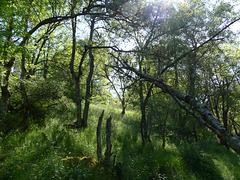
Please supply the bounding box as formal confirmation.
[0,103,240,179]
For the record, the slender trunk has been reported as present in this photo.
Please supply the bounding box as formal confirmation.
[82,18,95,128]
[140,97,147,145]
[174,64,178,88]
[69,12,88,129]
[75,78,82,128]
[222,81,229,131]
[105,116,112,168]
[71,16,83,128]
[222,94,228,130]
[20,2,32,131]
[70,1,83,128]
[139,74,146,145]
[140,82,153,145]
[188,53,197,96]
[121,98,126,115]
[31,38,48,76]
[97,110,104,162]
[43,47,48,79]
[214,96,220,121]
[20,53,29,131]
[147,111,152,143]
[162,120,166,149]
[138,56,147,145]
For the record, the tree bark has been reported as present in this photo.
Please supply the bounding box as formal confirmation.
[18,2,34,131]
[121,98,126,115]
[83,17,95,128]
[20,53,30,131]
[97,110,104,162]
[188,52,197,96]
[162,120,167,149]
[105,116,112,168]
[0,17,14,122]
[0,58,14,122]
[140,83,153,145]
[156,82,240,154]
[123,63,240,155]
[69,1,84,128]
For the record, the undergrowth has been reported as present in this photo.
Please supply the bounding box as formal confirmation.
[0,103,240,179]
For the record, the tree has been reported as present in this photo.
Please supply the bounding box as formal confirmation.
[104,63,133,115]
[108,0,240,154]
[200,44,240,134]
[0,0,127,129]
[82,17,96,128]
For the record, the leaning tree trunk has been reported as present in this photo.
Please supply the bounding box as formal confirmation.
[124,64,240,155]
[156,80,240,154]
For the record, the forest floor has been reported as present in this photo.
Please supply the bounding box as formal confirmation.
[0,103,240,180]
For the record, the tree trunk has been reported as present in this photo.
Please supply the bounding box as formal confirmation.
[20,54,29,131]
[141,84,153,145]
[0,84,11,122]
[121,99,126,115]
[159,82,240,154]
[75,78,83,128]
[70,1,83,128]
[138,57,147,145]
[0,17,14,122]
[162,120,166,149]
[124,64,240,155]
[0,58,14,122]
[43,48,48,79]
[20,3,32,131]
[188,54,197,96]
[82,18,95,128]
[97,110,104,162]
[105,116,112,168]
[140,100,147,145]
[174,64,178,88]
[222,86,229,130]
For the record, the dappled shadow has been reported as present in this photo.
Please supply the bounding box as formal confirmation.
[179,140,240,180]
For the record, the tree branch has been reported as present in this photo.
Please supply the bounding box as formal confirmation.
[120,62,240,155]
[161,18,240,74]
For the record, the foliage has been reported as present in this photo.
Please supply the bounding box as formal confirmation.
[1,105,240,179]
[0,77,65,134]
[0,0,240,179]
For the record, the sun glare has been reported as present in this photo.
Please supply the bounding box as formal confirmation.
[143,0,185,12]
[145,0,185,4]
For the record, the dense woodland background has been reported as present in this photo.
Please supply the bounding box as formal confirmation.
[1,0,240,179]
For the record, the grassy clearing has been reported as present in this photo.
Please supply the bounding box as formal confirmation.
[0,104,240,179]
